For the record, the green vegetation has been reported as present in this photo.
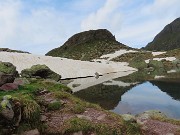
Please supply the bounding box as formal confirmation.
[112,51,153,62]
[129,55,148,70]
[47,40,130,60]
[47,101,62,111]
[62,117,141,135]
[21,64,61,81]
[46,29,132,60]
[0,78,142,134]
[144,18,180,51]
[71,104,85,114]
[0,61,17,74]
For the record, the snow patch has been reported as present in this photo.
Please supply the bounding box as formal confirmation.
[145,57,176,63]
[100,49,137,60]
[152,52,166,56]
[0,52,136,79]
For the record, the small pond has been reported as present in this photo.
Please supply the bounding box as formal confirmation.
[74,78,180,119]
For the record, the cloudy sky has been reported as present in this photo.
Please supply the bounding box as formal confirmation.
[0,0,180,54]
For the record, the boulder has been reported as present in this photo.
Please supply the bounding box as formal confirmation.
[0,83,19,91]
[0,72,15,86]
[129,55,148,70]
[148,60,164,69]
[21,64,61,81]
[21,129,40,135]
[122,114,136,123]
[0,61,18,76]
[14,78,30,86]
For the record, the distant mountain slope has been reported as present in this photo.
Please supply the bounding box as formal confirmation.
[144,17,180,51]
[0,48,29,54]
[46,29,131,60]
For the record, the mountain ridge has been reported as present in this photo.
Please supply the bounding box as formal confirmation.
[46,29,132,60]
[144,17,180,51]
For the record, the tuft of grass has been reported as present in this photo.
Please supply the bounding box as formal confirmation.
[47,101,62,111]
[22,99,40,123]
[62,118,94,134]
[62,118,123,135]
[71,104,85,114]
[123,121,142,135]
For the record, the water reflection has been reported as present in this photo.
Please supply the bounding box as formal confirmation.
[112,82,180,119]
[74,83,136,110]
[74,80,180,119]
[150,80,180,100]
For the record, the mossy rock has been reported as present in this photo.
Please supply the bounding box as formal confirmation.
[0,61,18,75]
[148,60,164,69]
[129,55,148,70]
[21,64,61,81]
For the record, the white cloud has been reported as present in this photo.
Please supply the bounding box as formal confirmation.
[0,0,21,46]
[81,0,180,48]
[0,0,180,54]
[0,0,79,54]
[81,0,123,31]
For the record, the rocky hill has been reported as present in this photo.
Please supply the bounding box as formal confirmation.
[46,29,131,60]
[144,17,180,51]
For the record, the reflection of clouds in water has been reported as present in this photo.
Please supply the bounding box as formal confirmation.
[112,82,180,118]
[112,101,133,114]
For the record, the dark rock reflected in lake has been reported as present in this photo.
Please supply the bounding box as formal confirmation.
[74,80,180,119]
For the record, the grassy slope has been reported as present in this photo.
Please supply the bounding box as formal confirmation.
[46,40,131,61]
[0,79,141,135]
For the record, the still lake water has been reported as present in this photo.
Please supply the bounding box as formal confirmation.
[74,80,180,119]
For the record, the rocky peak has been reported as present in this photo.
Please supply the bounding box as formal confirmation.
[63,29,116,47]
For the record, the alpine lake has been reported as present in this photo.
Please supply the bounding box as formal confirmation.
[68,70,180,119]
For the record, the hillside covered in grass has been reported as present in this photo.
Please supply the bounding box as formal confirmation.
[46,29,131,60]
[144,17,180,51]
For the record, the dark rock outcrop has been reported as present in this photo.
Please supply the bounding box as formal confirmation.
[144,18,180,51]
[0,73,15,87]
[46,29,131,60]
[0,61,18,86]
[21,64,61,81]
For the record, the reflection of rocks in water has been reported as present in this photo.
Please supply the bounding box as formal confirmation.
[74,83,136,110]
[150,79,180,100]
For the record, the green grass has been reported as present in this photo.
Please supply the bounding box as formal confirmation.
[48,101,62,111]
[46,40,130,60]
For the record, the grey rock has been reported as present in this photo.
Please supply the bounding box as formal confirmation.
[122,114,136,123]
[0,83,19,91]
[0,72,15,87]
[21,129,40,135]
[76,114,92,121]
